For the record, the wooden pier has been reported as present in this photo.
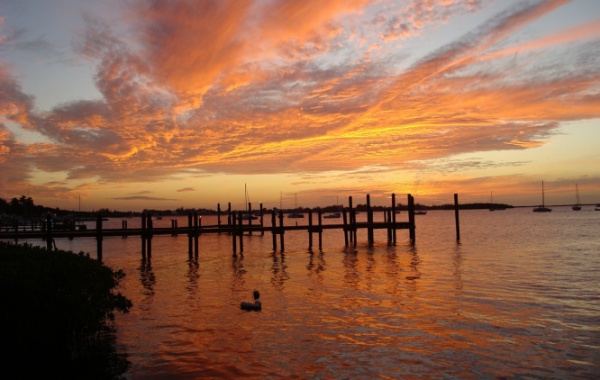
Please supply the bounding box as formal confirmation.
[0,193,462,261]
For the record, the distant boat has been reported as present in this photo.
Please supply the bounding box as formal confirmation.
[414,210,427,215]
[323,212,341,219]
[288,193,304,218]
[533,181,552,212]
[242,184,259,220]
[572,184,581,211]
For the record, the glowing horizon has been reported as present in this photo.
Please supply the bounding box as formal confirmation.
[1,0,600,211]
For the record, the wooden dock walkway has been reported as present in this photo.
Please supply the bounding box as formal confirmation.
[0,193,462,261]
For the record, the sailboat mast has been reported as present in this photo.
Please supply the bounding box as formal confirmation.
[542,181,545,207]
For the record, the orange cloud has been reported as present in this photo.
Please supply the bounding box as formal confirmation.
[1,0,600,206]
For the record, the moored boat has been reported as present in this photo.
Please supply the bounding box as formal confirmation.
[533,181,552,212]
[572,184,582,211]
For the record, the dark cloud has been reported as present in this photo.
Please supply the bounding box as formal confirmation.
[110,195,177,201]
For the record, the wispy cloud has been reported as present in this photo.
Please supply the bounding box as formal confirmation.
[177,187,195,192]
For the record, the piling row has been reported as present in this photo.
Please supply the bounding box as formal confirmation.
[0,193,463,260]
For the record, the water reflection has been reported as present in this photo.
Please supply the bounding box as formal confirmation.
[453,244,464,290]
[231,253,246,291]
[271,252,290,291]
[343,248,360,289]
[307,251,326,285]
[138,257,156,311]
[405,245,421,292]
[364,247,376,291]
[383,246,402,303]
[186,255,200,297]
[139,257,156,296]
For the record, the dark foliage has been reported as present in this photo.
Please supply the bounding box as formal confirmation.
[0,242,132,379]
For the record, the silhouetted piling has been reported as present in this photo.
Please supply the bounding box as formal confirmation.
[308,209,313,249]
[271,211,277,251]
[187,212,193,256]
[217,203,221,233]
[342,209,349,247]
[232,211,237,255]
[409,194,416,242]
[367,194,374,246]
[392,193,397,244]
[96,214,103,261]
[278,209,285,252]
[454,193,461,242]
[194,212,199,257]
[46,214,52,251]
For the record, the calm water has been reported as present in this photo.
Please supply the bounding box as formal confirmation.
[9,207,600,378]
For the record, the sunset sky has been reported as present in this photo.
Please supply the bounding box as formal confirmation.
[1,0,600,211]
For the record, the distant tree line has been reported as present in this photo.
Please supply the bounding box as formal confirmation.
[1,195,513,219]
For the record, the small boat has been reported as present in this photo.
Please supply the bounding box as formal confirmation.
[572,184,581,211]
[241,214,259,220]
[323,212,341,219]
[533,181,552,212]
[414,210,427,215]
[287,193,304,218]
[242,183,259,220]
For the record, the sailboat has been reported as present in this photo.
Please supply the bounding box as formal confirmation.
[241,184,258,220]
[533,181,552,212]
[324,196,342,218]
[572,184,582,211]
[287,193,304,218]
[489,191,506,211]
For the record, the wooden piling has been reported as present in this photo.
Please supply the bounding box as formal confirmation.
[386,208,392,245]
[278,210,285,252]
[260,202,264,236]
[96,214,103,261]
[408,194,416,243]
[146,213,153,258]
[232,211,237,255]
[367,194,374,246]
[391,193,397,244]
[194,212,199,257]
[238,212,244,253]
[217,203,221,233]
[46,214,52,251]
[308,209,313,250]
[187,212,193,256]
[248,202,253,236]
[454,193,461,242]
[318,208,323,251]
[342,208,349,247]
[228,202,232,234]
[171,219,178,236]
[271,210,277,251]
[142,213,147,257]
